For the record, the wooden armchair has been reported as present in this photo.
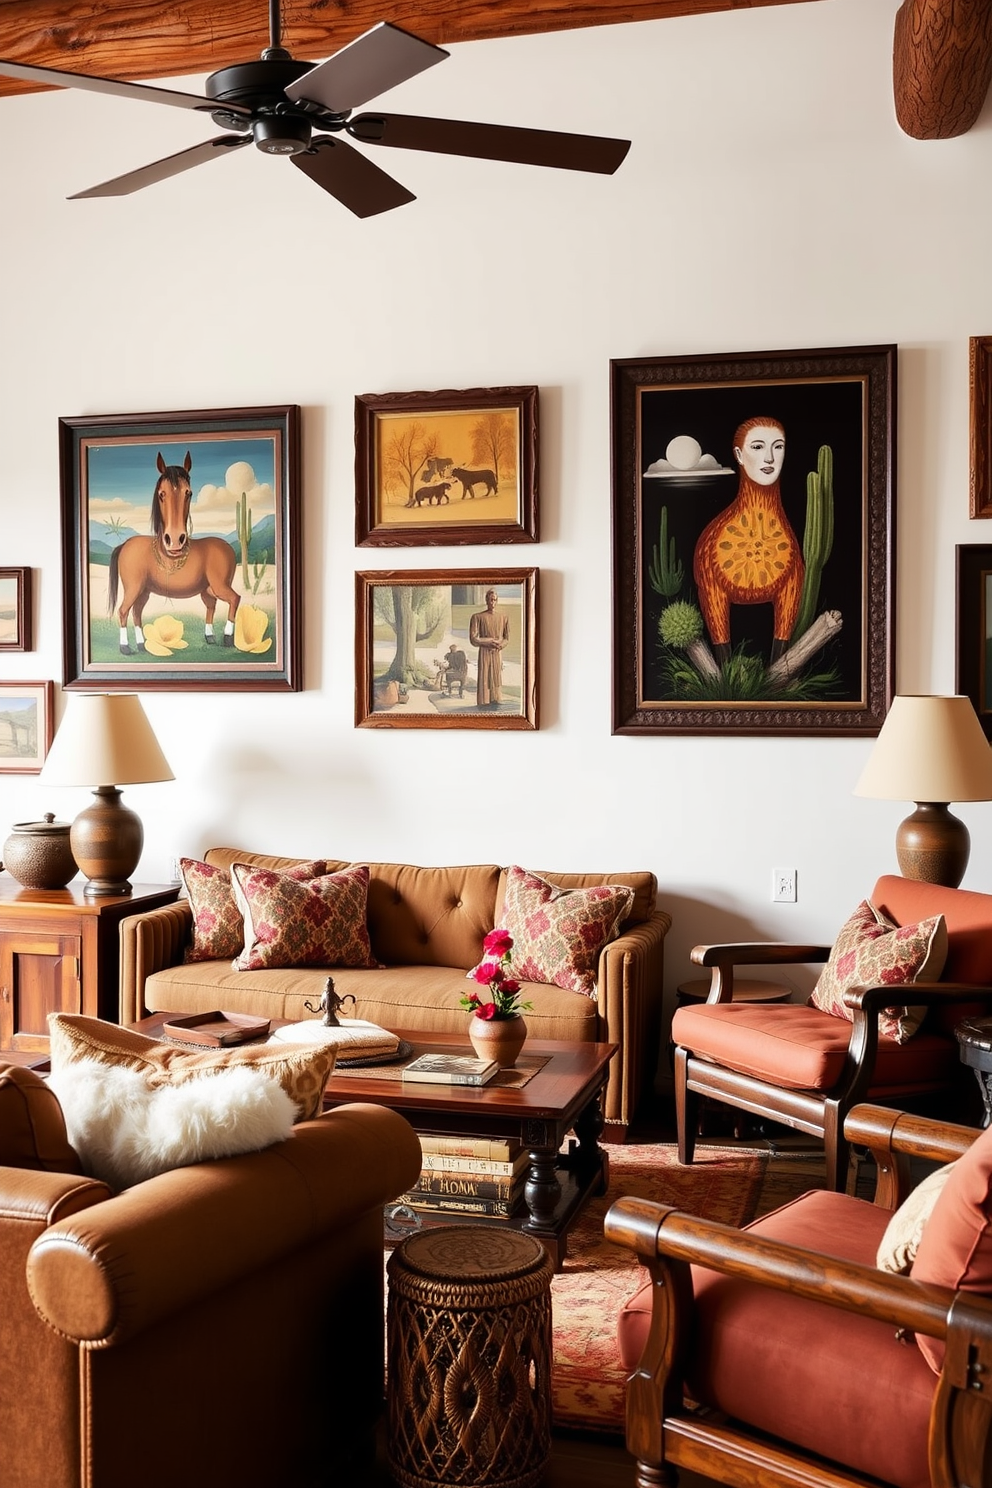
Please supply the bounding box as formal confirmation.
[605,1103,992,1488]
[672,874,992,1189]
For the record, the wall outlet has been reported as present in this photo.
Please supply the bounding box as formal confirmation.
[169,857,181,882]
[772,867,797,903]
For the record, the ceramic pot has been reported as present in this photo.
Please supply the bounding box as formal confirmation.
[468,1012,527,1068]
[3,813,78,890]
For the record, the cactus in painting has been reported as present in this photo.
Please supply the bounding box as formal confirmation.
[648,506,685,598]
[236,491,252,589]
[792,444,834,642]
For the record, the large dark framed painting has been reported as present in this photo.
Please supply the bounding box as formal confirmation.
[355,386,538,546]
[355,568,538,730]
[58,406,302,692]
[611,345,896,736]
[970,335,992,518]
[956,544,992,739]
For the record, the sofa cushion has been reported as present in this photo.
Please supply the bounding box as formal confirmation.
[911,1123,992,1372]
[48,1058,297,1190]
[182,856,325,963]
[0,1061,82,1174]
[497,866,634,998]
[876,1161,955,1275]
[231,863,379,973]
[808,899,946,1042]
[496,867,656,928]
[48,1013,336,1121]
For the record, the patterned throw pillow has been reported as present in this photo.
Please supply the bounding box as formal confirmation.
[230,862,379,973]
[182,856,324,963]
[494,865,635,999]
[807,899,947,1042]
[48,1013,336,1122]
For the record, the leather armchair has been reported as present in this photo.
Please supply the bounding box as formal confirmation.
[671,875,992,1189]
[605,1103,992,1488]
[2,1098,421,1488]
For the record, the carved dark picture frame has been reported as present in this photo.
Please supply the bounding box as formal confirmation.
[58,406,302,692]
[355,386,538,546]
[611,344,896,736]
[956,544,992,740]
[355,567,538,729]
[0,568,32,651]
[969,336,992,518]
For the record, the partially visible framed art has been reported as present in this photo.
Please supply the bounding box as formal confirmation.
[969,335,992,518]
[356,568,538,729]
[0,568,32,651]
[611,344,896,736]
[58,406,302,692]
[0,681,53,773]
[956,544,992,739]
[355,386,538,546]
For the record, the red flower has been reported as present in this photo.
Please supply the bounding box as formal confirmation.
[472,962,500,986]
[475,1001,499,1020]
[484,928,514,958]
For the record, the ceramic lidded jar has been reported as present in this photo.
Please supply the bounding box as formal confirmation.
[3,813,78,890]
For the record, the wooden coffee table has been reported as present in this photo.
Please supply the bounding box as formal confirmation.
[132,1015,616,1268]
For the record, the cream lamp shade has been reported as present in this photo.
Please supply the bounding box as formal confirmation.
[854,694,992,887]
[39,694,174,896]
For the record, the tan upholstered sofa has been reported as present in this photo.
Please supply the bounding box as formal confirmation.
[120,852,672,1138]
[0,1060,422,1488]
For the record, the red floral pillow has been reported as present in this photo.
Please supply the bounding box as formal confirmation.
[230,863,379,972]
[181,857,324,963]
[496,866,634,998]
[807,899,947,1042]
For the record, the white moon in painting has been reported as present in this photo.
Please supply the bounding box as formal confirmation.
[665,435,703,471]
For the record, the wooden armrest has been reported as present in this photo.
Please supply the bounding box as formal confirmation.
[843,1103,979,1207]
[850,981,992,1011]
[688,942,830,1002]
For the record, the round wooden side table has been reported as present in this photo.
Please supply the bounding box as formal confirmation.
[955,1016,992,1128]
[386,1225,554,1488]
[676,977,793,1007]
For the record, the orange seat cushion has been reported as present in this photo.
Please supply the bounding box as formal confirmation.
[671,1001,958,1093]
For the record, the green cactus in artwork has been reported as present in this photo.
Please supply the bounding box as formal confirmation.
[791,444,834,641]
[251,548,268,595]
[236,491,252,589]
[648,506,685,598]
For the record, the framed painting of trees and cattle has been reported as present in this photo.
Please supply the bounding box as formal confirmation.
[355,386,538,546]
[355,568,538,729]
[610,345,896,736]
[58,407,302,692]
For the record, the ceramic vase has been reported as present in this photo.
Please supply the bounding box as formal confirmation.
[468,1013,527,1068]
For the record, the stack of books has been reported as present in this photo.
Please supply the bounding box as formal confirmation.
[398,1134,529,1219]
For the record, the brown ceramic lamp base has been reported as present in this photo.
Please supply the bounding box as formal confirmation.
[70,786,142,897]
[895,801,970,889]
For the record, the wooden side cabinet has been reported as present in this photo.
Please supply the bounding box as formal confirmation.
[0,878,179,1056]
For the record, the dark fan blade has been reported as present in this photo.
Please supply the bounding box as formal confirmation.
[291,135,414,217]
[285,22,447,115]
[349,112,630,175]
[69,134,251,199]
[0,56,244,116]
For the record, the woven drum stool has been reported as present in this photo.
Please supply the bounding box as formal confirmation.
[386,1226,554,1488]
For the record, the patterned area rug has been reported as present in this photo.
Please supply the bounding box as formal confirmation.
[550,1141,824,1433]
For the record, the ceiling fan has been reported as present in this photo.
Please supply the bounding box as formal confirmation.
[0,2,630,217]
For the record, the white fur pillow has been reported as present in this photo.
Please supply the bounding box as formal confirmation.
[48,1059,296,1191]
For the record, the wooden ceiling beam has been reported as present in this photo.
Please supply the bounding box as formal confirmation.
[893,0,992,139]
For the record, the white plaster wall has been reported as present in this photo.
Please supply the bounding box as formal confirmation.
[1,0,991,1032]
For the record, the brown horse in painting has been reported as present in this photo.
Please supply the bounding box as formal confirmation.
[107,451,241,655]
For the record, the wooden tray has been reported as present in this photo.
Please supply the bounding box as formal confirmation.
[161,1011,272,1047]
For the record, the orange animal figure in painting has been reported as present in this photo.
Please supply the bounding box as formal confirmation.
[692,417,804,668]
[107,451,241,655]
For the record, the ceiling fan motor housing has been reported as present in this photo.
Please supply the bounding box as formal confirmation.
[205,56,322,154]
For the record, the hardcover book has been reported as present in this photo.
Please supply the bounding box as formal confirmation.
[400,1190,519,1218]
[401,1053,498,1086]
[419,1134,520,1161]
[420,1150,530,1177]
[409,1169,524,1201]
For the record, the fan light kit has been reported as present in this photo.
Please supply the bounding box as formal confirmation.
[0,1,630,217]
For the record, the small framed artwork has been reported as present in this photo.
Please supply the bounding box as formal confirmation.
[58,406,302,691]
[969,336,992,518]
[355,385,538,546]
[956,544,992,738]
[0,568,32,651]
[611,344,896,736]
[0,681,54,773]
[355,568,538,729]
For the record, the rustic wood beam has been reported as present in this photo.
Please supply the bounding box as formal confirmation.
[893,0,992,139]
[0,0,812,98]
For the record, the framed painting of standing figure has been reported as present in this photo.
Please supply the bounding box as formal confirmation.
[355,568,538,729]
[611,345,896,736]
[58,406,302,692]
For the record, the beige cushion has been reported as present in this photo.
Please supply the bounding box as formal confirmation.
[876,1163,955,1274]
[48,1013,335,1121]
[808,900,947,1042]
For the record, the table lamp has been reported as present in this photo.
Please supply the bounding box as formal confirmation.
[854,694,992,888]
[39,693,174,896]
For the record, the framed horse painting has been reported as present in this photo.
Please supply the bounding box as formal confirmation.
[355,386,538,547]
[58,406,302,692]
[610,346,896,736]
